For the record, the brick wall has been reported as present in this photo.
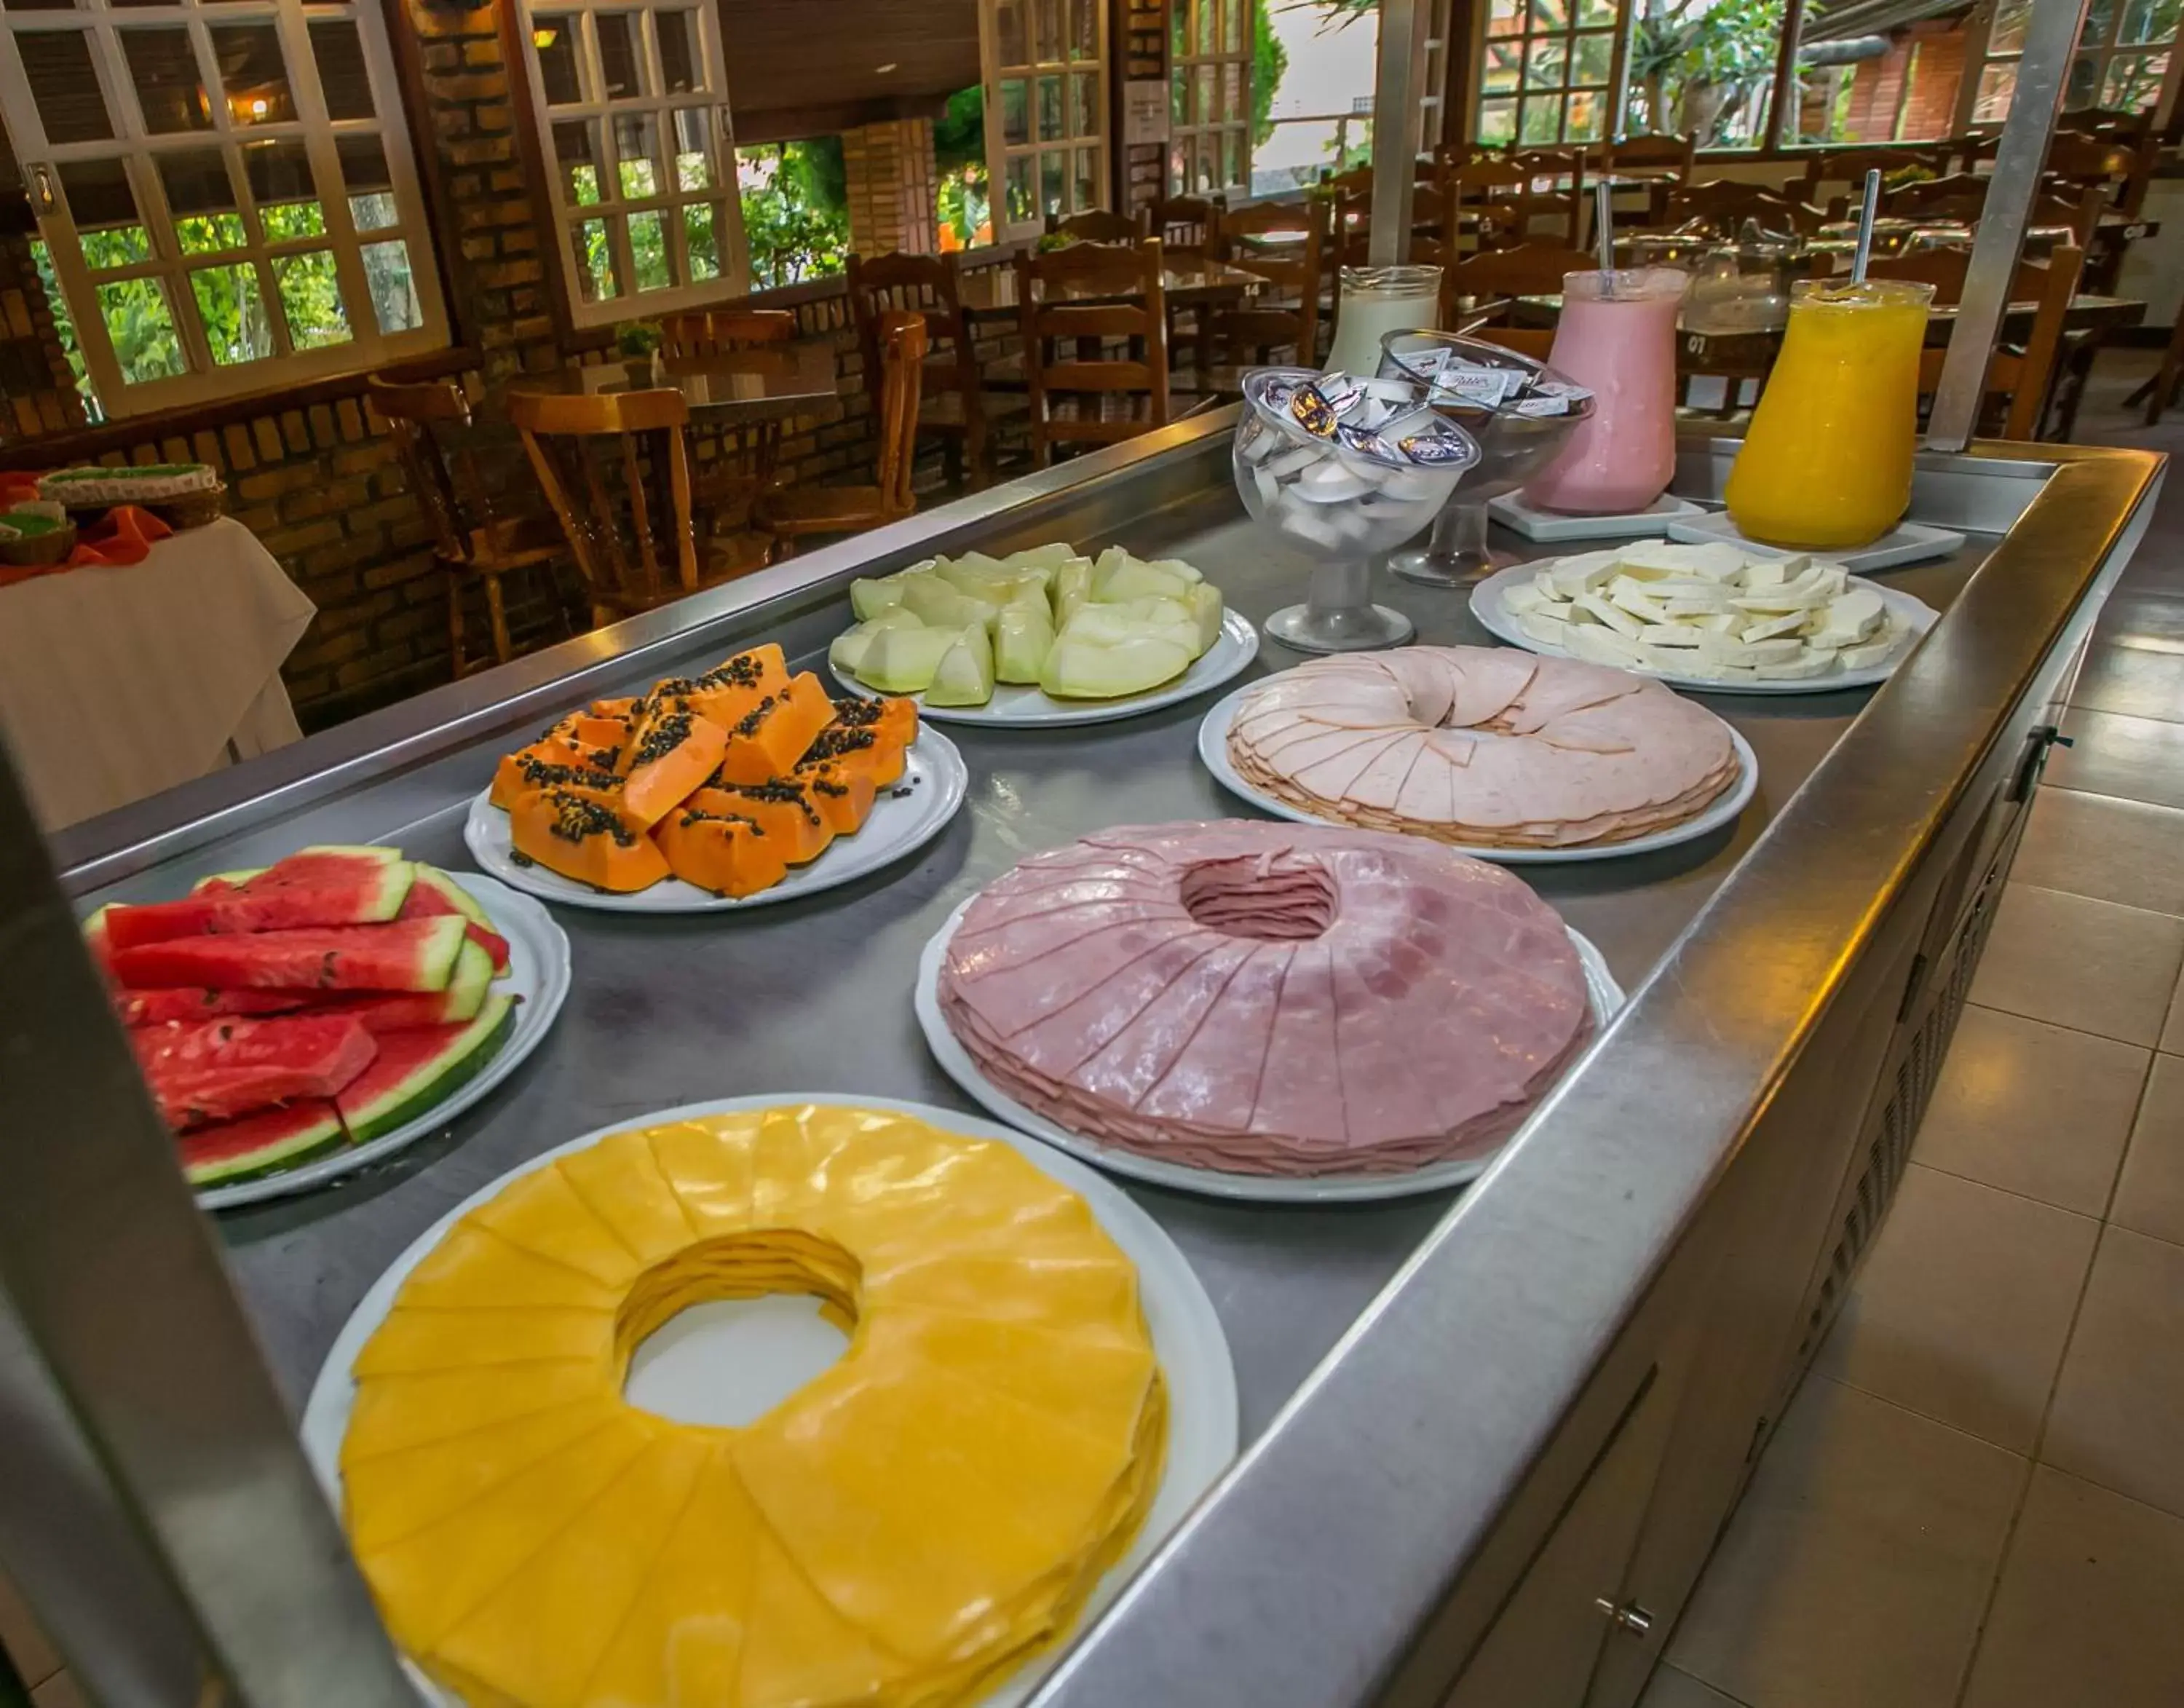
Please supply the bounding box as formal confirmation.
[843,119,941,256]
[1843,20,1970,146]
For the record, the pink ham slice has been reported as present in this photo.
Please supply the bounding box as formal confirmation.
[938,821,1594,1178]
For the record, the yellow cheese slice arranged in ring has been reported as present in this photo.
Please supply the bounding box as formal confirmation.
[339,1105,1168,1708]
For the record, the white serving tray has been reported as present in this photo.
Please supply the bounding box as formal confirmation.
[300,1092,1240,1708]
[463,730,967,912]
[1197,681,1757,864]
[917,897,1624,1205]
[1663,508,1966,572]
[1470,561,1939,696]
[828,610,1259,728]
[198,871,570,1211]
[1487,492,1706,541]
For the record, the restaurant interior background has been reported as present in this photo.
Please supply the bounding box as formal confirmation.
[0,0,2173,740]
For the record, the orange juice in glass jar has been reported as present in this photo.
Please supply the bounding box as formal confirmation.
[1725,278,1936,550]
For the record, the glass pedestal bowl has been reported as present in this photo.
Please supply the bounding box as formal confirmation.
[1374,332,1596,587]
[1233,367,1478,653]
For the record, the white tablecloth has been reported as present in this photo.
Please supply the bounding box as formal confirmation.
[0,517,316,831]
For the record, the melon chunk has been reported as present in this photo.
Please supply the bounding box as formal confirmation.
[895,573,999,633]
[926,624,996,707]
[994,604,1055,685]
[1040,631,1195,699]
[853,625,960,695]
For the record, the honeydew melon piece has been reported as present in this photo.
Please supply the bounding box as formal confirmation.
[1184,582,1224,657]
[1142,555,1203,585]
[895,572,1000,632]
[1090,548,1194,604]
[1040,630,1196,698]
[1006,542,1085,572]
[853,623,960,694]
[850,577,910,621]
[925,623,996,707]
[994,603,1056,684]
[1061,606,1200,657]
[1052,557,1094,626]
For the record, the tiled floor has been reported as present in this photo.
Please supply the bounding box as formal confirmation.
[1645,352,2184,1707]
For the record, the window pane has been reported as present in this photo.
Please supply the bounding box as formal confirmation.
[1223,0,1243,52]
[1036,0,1062,61]
[209,25,294,125]
[2084,0,2118,49]
[671,108,710,189]
[1485,39,1521,92]
[158,151,246,252]
[2121,0,2172,44]
[627,209,670,288]
[1222,62,1241,121]
[244,140,320,230]
[1005,153,1034,223]
[1001,79,1029,146]
[20,30,112,143]
[1479,96,1517,143]
[1974,61,2017,122]
[534,15,581,103]
[1221,130,1241,189]
[1528,0,1568,29]
[1072,0,1099,59]
[1072,68,1098,136]
[348,191,396,232]
[1038,72,1063,141]
[309,20,373,120]
[2066,50,2101,107]
[342,133,398,231]
[614,112,660,199]
[190,263,272,364]
[58,159,146,263]
[95,277,186,382]
[2106,49,2169,105]
[1572,31,1613,86]
[5,0,84,12]
[596,12,645,98]
[360,238,420,332]
[684,200,719,280]
[554,119,604,205]
[657,9,699,92]
[571,217,615,299]
[1519,95,1559,142]
[1989,0,2033,53]
[1040,148,1064,216]
[1525,38,1566,90]
[121,28,210,133]
[272,249,349,347]
[1074,143,1098,206]
[996,0,1026,68]
[1576,0,1615,23]
[1567,88,1604,139]
[1487,0,1523,36]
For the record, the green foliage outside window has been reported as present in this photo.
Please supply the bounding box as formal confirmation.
[935,84,992,246]
[1628,0,1786,148]
[738,138,850,288]
[1254,0,1289,145]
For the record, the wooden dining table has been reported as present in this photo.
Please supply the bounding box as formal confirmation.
[955,260,1265,319]
[499,344,840,424]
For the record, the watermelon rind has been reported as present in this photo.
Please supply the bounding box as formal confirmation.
[337,995,515,1144]
[414,866,493,928]
[442,938,494,1019]
[181,1101,347,1187]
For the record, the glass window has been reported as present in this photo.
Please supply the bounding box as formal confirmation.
[121,28,210,135]
[21,29,111,143]
[207,24,294,126]
[1169,0,1248,197]
[1966,0,2179,129]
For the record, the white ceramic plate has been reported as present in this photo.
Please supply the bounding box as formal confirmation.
[300,1092,1240,1708]
[827,610,1260,727]
[1470,561,1939,696]
[1196,682,1758,865]
[199,871,571,1211]
[1487,492,1706,542]
[462,730,968,913]
[917,897,1625,1205]
[1663,508,1967,572]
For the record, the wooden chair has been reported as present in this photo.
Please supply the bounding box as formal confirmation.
[1145,194,1224,258]
[1190,202,1325,394]
[755,311,928,553]
[510,387,757,626]
[1439,244,1600,363]
[1046,207,1147,243]
[1016,239,1173,467]
[1799,146,1951,201]
[2057,105,2155,144]
[1605,133,1695,221]
[652,306,797,537]
[1661,180,1827,235]
[1450,161,1577,250]
[368,376,571,679]
[847,250,1018,489]
[1884,171,1990,223]
[1870,243,2087,440]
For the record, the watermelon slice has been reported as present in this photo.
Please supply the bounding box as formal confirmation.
[103,862,416,951]
[397,867,512,974]
[313,938,494,1033]
[196,846,404,895]
[336,994,516,1144]
[178,1099,346,1187]
[82,905,115,973]
[109,917,468,992]
[116,988,307,1027]
[133,1014,378,1127]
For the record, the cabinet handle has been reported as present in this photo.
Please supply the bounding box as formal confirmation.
[1594,1597,1655,1637]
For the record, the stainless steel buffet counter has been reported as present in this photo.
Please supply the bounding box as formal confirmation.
[11,413,2165,1708]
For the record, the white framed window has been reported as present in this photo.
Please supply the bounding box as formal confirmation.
[981,0,1107,243]
[1963,0,2184,128]
[515,0,749,325]
[0,0,448,419]
[1171,0,1251,197]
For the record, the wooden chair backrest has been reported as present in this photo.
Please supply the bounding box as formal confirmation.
[847,248,973,393]
[508,386,697,606]
[1147,194,1224,253]
[1442,242,1598,330]
[657,307,795,357]
[1662,179,1828,234]
[1214,208,1323,366]
[1016,238,1170,460]
[1048,207,1147,243]
[1606,133,1695,177]
[368,376,483,564]
[2046,133,2141,185]
[1434,142,1515,171]
[871,309,929,518]
[2061,104,2153,138]
[1905,244,2085,440]
[1800,146,1950,194]
[1886,171,1988,221]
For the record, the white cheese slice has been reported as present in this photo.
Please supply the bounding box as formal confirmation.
[1637,624,1705,647]
[1503,582,1546,614]
[1574,591,1646,638]
[1519,611,1573,649]
[1838,630,1907,670]
[1610,586,1674,627]
[1663,593,1734,617]
[1545,549,1626,596]
[1740,610,1809,643]
[1754,652,1837,680]
[1564,622,1647,667]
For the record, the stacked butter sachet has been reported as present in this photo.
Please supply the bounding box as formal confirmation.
[1503,540,1916,683]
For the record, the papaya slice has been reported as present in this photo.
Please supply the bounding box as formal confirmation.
[713,672,834,786]
[684,784,834,866]
[614,705,729,829]
[797,720,904,791]
[588,697,637,721]
[490,742,617,811]
[542,713,632,773]
[790,758,879,837]
[823,694,917,783]
[509,787,668,893]
[654,806,792,898]
[686,644,793,729]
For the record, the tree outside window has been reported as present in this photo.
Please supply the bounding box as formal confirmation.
[735,140,850,289]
